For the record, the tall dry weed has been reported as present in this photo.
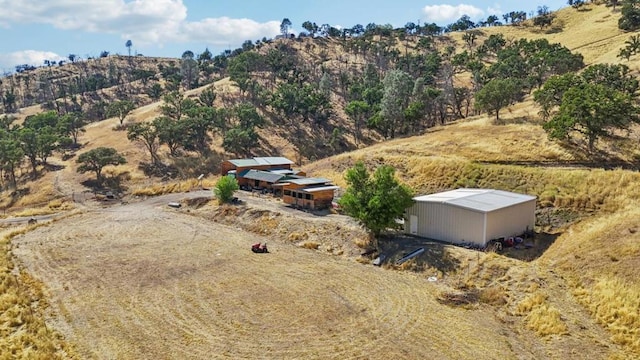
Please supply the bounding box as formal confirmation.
[0,227,76,358]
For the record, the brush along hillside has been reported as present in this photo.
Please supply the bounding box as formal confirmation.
[1,2,640,359]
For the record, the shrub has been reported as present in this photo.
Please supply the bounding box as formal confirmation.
[214,176,239,204]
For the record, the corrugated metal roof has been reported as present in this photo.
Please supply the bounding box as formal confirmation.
[287,177,331,185]
[227,157,294,167]
[302,185,340,193]
[414,188,536,213]
[254,157,294,165]
[269,169,295,175]
[228,159,260,167]
[240,169,285,183]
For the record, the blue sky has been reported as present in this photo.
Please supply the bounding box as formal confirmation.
[0,0,568,73]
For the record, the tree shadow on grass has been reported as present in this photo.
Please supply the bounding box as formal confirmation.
[43,163,65,172]
[80,172,129,195]
[0,187,31,213]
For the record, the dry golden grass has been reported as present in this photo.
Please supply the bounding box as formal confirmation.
[479,286,507,306]
[525,303,569,336]
[131,178,217,196]
[515,292,568,336]
[300,241,320,250]
[573,277,640,353]
[287,232,308,242]
[0,226,77,359]
[11,199,74,218]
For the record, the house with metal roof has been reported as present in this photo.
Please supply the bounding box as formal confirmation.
[404,189,536,247]
[281,177,340,210]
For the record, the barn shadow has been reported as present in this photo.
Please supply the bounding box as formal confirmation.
[378,234,461,274]
[498,231,560,262]
[379,230,561,267]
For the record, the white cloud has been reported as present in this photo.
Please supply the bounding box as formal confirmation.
[422,4,485,23]
[0,0,281,46]
[182,17,280,45]
[0,50,65,72]
[487,5,503,16]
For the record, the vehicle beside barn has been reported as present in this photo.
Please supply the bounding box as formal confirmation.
[404,188,536,248]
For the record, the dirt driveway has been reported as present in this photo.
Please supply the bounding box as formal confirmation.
[11,192,518,360]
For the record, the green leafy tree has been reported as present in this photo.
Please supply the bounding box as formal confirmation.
[280,18,292,37]
[35,127,60,165]
[568,0,585,9]
[485,38,583,91]
[222,127,257,157]
[198,87,217,107]
[214,176,239,204]
[474,78,521,122]
[3,89,17,113]
[338,162,414,247]
[535,64,639,121]
[234,103,264,129]
[227,52,263,97]
[379,69,414,138]
[0,132,23,188]
[76,147,127,184]
[619,0,640,31]
[160,91,197,121]
[153,116,187,156]
[58,112,87,146]
[183,106,217,155]
[107,100,135,125]
[181,50,199,89]
[534,6,554,28]
[125,40,133,56]
[24,111,59,130]
[344,100,370,146]
[533,73,582,120]
[543,83,639,151]
[147,83,164,100]
[581,63,639,96]
[17,127,39,177]
[319,73,332,96]
[302,21,318,37]
[127,122,160,163]
[17,125,60,177]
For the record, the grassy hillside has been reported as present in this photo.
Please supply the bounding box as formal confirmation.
[468,4,628,66]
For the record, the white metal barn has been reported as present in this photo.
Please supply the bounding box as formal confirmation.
[404,188,536,247]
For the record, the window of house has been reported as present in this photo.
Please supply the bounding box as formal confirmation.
[305,193,312,200]
[284,190,291,196]
[297,192,303,198]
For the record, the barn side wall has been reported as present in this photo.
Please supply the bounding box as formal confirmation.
[405,202,485,245]
[485,200,536,241]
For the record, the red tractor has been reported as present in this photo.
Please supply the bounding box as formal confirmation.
[251,242,269,253]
